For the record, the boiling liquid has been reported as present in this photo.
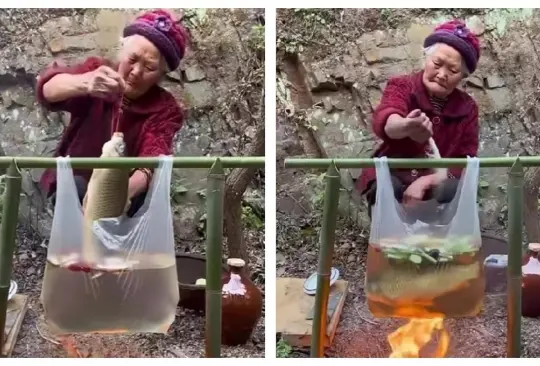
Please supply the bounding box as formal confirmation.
[366,245,485,318]
[41,252,179,334]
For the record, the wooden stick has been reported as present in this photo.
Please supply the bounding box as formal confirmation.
[428,137,447,179]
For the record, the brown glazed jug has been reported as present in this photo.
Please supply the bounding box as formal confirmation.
[221,258,263,346]
[522,243,540,318]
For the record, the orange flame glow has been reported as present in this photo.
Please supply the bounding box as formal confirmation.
[59,336,144,358]
[388,317,449,358]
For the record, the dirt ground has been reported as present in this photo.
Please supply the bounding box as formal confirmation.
[10,223,265,358]
[276,211,540,358]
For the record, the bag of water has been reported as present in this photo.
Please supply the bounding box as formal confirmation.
[366,156,484,319]
[41,156,178,334]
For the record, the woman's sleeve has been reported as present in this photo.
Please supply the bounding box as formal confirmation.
[35,57,103,113]
[138,102,185,158]
[448,101,479,179]
[372,76,413,141]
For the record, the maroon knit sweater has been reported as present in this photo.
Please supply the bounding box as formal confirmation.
[36,57,185,196]
[357,71,479,193]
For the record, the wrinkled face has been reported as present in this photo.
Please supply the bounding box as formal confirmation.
[423,43,465,98]
[118,35,165,99]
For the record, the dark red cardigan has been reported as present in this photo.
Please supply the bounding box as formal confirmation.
[357,71,479,193]
[36,57,185,196]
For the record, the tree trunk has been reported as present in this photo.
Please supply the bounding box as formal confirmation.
[524,167,540,243]
[223,124,265,274]
[280,52,327,159]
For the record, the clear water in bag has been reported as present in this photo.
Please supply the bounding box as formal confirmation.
[366,157,485,319]
[42,252,177,333]
[41,156,179,334]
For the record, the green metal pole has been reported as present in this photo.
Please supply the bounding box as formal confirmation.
[0,161,22,355]
[507,158,523,358]
[284,156,540,169]
[205,159,225,358]
[311,163,341,358]
[0,156,265,169]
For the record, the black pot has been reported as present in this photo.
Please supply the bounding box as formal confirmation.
[176,253,227,312]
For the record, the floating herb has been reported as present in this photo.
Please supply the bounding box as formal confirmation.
[379,235,478,265]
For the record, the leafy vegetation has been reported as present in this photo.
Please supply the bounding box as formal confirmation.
[378,235,478,267]
[276,338,293,358]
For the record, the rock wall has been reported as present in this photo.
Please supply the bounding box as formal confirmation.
[0,8,264,239]
[277,9,540,233]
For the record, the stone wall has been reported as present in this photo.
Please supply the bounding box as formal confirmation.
[0,8,264,239]
[277,9,540,233]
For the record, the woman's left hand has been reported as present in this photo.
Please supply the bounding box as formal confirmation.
[403,174,443,206]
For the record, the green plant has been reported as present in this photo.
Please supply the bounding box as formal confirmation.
[310,172,327,210]
[276,338,292,358]
[276,9,335,54]
[249,23,265,52]
[183,8,209,28]
[242,205,263,230]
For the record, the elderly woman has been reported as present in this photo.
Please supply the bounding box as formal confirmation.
[37,9,188,217]
[358,20,481,215]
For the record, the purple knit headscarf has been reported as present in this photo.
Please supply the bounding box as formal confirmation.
[424,20,481,73]
[123,10,189,71]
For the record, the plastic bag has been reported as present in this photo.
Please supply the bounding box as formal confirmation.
[41,155,179,334]
[366,156,484,319]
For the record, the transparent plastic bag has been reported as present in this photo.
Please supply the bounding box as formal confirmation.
[366,156,485,319]
[41,156,179,334]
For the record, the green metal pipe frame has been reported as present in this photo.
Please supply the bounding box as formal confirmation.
[0,156,264,169]
[285,156,540,169]
[205,159,225,358]
[0,161,22,356]
[0,156,262,357]
[288,157,526,358]
[310,164,341,358]
[507,158,523,358]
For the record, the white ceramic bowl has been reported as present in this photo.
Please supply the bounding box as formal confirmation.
[303,268,340,296]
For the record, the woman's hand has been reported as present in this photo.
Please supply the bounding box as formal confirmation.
[403,173,445,206]
[87,66,126,101]
[404,109,433,143]
[384,109,432,141]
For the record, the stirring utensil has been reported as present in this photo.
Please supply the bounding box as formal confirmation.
[428,137,447,180]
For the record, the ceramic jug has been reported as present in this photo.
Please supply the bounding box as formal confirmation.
[522,243,540,318]
[221,258,263,345]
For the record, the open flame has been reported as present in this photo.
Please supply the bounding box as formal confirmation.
[387,317,449,358]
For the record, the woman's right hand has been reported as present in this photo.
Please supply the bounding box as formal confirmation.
[87,66,125,100]
[404,109,432,143]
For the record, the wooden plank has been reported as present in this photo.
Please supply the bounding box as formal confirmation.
[2,294,29,357]
[276,277,349,348]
